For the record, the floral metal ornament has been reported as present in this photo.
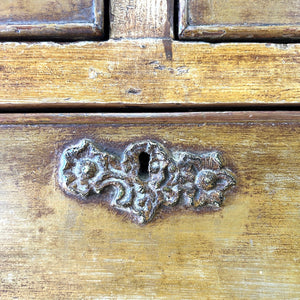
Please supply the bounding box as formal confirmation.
[59,139,236,224]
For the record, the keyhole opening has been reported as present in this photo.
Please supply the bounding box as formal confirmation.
[138,152,150,181]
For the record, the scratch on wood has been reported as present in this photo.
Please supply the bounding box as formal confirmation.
[162,39,173,60]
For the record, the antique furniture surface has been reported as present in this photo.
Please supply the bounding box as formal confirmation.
[0,0,105,40]
[0,1,299,299]
[179,0,300,41]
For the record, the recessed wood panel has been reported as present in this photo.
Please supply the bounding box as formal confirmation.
[0,0,104,40]
[0,112,299,299]
[110,0,174,38]
[179,0,300,40]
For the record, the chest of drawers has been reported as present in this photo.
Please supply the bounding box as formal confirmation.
[0,1,299,299]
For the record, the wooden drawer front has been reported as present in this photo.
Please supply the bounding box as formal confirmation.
[0,41,299,108]
[179,0,300,40]
[0,112,299,299]
[0,0,104,40]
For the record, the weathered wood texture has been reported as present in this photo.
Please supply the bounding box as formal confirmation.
[0,112,299,299]
[0,40,299,107]
[0,0,104,40]
[110,0,173,38]
[179,0,300,40]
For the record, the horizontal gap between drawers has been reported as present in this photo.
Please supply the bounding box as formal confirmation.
[0,104,299,114]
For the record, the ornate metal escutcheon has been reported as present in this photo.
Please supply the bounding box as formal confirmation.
[59,140,236,224]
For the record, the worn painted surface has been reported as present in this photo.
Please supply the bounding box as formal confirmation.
[0,40,299,107]
[0,112,299,299]
[179,0,300,40]
[0,0,104,39]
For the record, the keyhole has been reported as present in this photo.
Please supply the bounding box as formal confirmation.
[138,152,150,181]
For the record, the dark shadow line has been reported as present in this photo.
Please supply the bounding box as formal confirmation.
[0,104,299,114]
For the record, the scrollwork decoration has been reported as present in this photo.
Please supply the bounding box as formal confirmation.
[59,140,236,224]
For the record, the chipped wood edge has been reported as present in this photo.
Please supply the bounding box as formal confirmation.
[0,112,299,125]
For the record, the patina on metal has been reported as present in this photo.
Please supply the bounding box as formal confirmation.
[59,139,236,224]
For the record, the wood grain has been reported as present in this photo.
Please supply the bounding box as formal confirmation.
[179,0,300,40]
[0,0,104,40]
[0,112,299,299]
[1,111,300,124]
[110,0,174,38]
[0,40,298,107]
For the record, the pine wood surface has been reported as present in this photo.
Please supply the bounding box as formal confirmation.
[0,40,299,108]
[0,0,298,298]
[0,112,299,299]
[188,0,300,25]
[0,0,104,40]
[110,0,173,38]
[179,0,300,40]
